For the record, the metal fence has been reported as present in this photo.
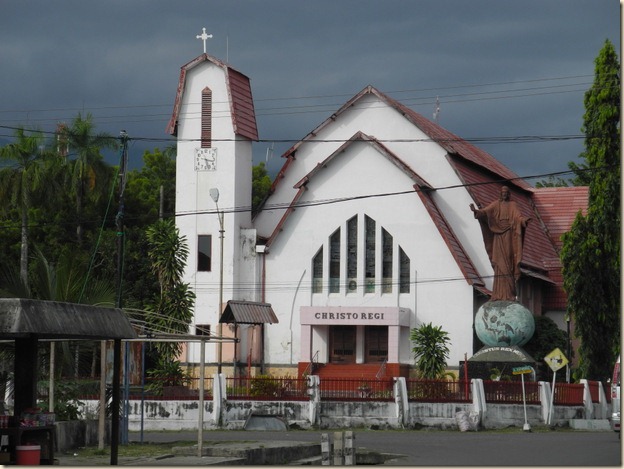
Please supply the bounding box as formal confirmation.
[553,383,584,406]
[48,375,599,406]
[318,378,394,401]
[406,379,471,403]
[481,380,540,404]
[225,376,308,401]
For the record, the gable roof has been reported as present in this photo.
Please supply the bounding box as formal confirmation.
[260,85,577,298]
[265,132,432,250]
[166,54,258,141]
[220,300,278,324]
[293,131,432,190]
[277,85,531,192]
[417,190,486,291]
[264,133,485,289]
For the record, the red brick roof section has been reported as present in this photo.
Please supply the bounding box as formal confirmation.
[532,186,589,311]
[167,54,258,141]
[532,187,589,251]
[417,189,486,290]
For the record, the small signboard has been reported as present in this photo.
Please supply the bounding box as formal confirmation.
[545,347,569,372]
[512,365,533,375]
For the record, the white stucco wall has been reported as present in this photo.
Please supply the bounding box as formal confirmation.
[261,136,475,367]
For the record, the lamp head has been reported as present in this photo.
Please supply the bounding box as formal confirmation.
[209,188,220,203]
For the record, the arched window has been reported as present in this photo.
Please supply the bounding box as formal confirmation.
[310,214,410,296]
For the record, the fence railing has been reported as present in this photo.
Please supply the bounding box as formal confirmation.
[553,383,584,406]
[47,375,601,406]
[406,379,471,403]
[482,380,540,404]
[225,377,308,401]
[319,378,394,401]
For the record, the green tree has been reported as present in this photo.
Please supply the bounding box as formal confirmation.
[561,39,620,381]
[523,316,569,363]
[535,175,569,188]
[252,161,272,215]
[120,148,177,309]
[0,127,54,289]
[145,218,195,362]
[60,113,116,245]
[410,323,450,379]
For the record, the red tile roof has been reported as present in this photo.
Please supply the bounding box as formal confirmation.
[532,187,589,251]
[167,54,258,141]
[532,186,589,310]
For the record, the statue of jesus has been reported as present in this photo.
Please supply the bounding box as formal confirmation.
[470,186,530,302]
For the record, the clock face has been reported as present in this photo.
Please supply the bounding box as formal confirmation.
[194,147,217,171]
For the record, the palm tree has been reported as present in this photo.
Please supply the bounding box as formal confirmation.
[410,323,451,379]
[60,113,116,245]
[145,218,195,362]
[0,127,53,290]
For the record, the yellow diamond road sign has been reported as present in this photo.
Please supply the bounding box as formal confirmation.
[545,347,569,372]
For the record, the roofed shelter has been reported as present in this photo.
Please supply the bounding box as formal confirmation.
[0,298,136,415]
[219,301,278,374]
[0,298,136,465]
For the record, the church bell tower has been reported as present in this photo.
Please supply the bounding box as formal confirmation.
[166,30,259,367]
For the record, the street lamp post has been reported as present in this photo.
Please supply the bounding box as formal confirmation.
[210,188,224,374]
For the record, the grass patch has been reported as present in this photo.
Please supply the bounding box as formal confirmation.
[69,441,195,459]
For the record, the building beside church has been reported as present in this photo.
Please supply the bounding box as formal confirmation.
[168,52,587,379]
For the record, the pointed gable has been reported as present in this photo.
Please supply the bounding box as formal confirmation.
[167,54,258,141]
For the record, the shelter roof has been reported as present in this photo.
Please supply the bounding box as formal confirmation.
[166,54,258,141]
[220,300,278,324]
[0,298,137,340]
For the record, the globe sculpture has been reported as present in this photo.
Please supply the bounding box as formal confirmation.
[475,301,535,347]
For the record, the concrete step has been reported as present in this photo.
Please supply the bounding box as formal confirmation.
[568,419,612,431]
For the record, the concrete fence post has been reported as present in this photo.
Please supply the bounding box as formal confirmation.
[539,381,551,424]
[213,373,225,427]
[394,377,408,427]
[344,431,355,465]
[321,433,331,465]
[307,375,320,426]
[580,379,594,419]
[333,431,344,465]
[597,381,609,419]
[471,378,486,425]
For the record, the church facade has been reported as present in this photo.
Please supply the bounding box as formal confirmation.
[168,53,587,378]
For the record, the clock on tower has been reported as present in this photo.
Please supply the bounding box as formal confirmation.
[194,147,217,171]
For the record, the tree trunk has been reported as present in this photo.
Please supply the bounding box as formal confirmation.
[20,205,29,291]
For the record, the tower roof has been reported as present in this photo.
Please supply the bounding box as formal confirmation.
[166,54,258,141]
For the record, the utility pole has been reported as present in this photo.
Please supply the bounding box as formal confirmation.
[111,130,129,465]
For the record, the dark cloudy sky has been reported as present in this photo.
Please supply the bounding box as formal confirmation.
[0,0,619,182]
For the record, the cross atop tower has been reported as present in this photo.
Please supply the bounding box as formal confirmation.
[196,27,213,54]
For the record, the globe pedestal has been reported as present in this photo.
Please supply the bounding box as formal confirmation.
[461,301,536,381]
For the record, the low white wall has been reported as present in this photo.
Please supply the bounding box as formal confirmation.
[77,377,599,432]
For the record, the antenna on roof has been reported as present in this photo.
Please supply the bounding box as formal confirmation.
[433,96,440,123]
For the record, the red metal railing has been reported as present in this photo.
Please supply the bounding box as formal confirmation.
[481,380,540,404]
[62,375,598,406]
[587,380,603,403]
[225,377,308,401]
[553,383,584,406]
[406,379,471,403]
[319,378,394,401]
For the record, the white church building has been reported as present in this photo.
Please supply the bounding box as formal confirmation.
[168,51,587,379]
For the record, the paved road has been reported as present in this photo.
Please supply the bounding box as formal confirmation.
[129,428,621,466]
